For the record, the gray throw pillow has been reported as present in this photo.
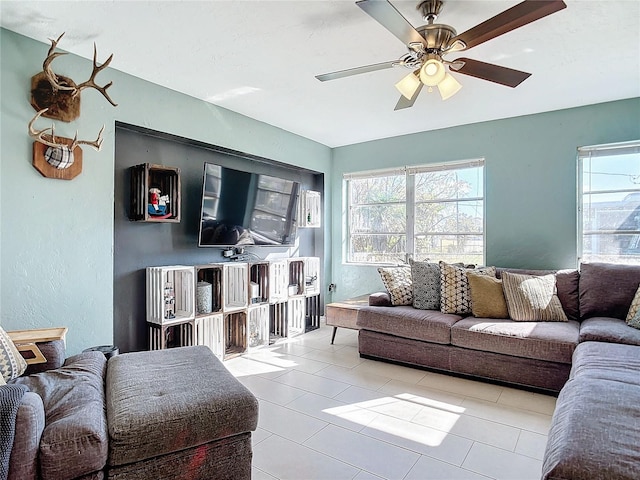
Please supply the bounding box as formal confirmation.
[410,260,442,310]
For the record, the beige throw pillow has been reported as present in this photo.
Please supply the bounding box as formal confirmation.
[467,272,509,319]
[440,262,496,315]
[626,284,640,329]
[502,272,568,322]
[378,266,413,306]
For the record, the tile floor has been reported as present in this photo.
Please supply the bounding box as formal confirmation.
[224,323,557,480]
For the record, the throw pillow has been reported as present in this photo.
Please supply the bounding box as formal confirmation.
[502,272,568,322]
[625,284,640,323]
[467,272,509,319]
[0,326,27,382]
[410,260,442,310]
[628,309,640,330]
[377,266,413,306]
[439,262,496,315]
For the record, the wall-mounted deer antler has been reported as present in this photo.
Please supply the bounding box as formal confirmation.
[28,108,104,179]
[29,108,104,153]
[31,32,117,122]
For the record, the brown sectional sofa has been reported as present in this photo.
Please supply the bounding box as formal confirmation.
[335,261,640,479]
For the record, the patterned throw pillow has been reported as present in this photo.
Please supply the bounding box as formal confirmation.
[502,272,568,322]
[440,262,496,315]
[0,326,27,382]
[378,266,413,306]
[410,260,442,310]
[627,285,640,329]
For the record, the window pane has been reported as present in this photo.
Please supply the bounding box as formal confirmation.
[350,234,406,264]
[415,169,483,201]
[350,204,406,234]
[415,200,483,234]
[350,175,406,205]
[580,145,640,264]
[414,234,483,265]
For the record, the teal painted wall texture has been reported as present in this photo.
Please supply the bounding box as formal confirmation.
[0,29,332,354]
[329,98,640,302]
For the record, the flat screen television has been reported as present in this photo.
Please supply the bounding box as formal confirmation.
[198,162,300,247]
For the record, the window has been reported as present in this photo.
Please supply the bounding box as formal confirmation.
[579,141,640,264]
[346,160,484,265]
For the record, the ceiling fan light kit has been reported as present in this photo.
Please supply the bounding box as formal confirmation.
[317,0,567,109]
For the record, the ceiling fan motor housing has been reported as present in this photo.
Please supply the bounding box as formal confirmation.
[417,24,457,53]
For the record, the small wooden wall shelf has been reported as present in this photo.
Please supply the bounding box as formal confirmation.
[129,163,181,222]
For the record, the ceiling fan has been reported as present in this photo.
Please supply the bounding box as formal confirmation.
[316,0,567,110]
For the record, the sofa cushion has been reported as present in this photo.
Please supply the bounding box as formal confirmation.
[502,272,568,322]
[542,342,640,480]
[106,346,259,467]
[497,268,580,321]
[8,391,45,480]
[451,317,579,363]
[12,351,108,480]
[440,263,496,315]
[579,262,640,320]
[377,266,413,306]
[579,317,640,346]
[466,273,509,319]
[357,305,461,344]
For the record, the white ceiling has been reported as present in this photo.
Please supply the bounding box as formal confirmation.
[2,0,639,147]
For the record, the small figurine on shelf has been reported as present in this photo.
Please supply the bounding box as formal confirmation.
[148,186,171,218]
[164,281,176,319]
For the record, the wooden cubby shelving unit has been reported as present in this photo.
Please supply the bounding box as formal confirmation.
[146,257,321,359]
[129,163,181,222]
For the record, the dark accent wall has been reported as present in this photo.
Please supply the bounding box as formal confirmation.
[114,123,324,353]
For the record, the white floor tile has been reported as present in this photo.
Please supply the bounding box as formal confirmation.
[515,430,549,460]
[253,434,360,480]
[462,442,543,480]
[304,424,420,480]
[252,427,272,447]
[418,372,504,402]
[285,392,377,432]
[377,380,467,408]
[273,369,351,398]
[315,364,392,391]
[333,386,421,421]
[257,400,328,443]
[404,455,493,480]
[354,359,427,385]
[497,388,557,416]
[353,471,385,480]
[461,398,553,435]
[302,348,365,369]
[360,414,474,466]
[252,466,278,480]
[239,375,306,405]
[449,415,521,451]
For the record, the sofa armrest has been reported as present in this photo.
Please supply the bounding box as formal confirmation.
[8,392,45,480]
[23,340,66,375]
[369,292,392,307]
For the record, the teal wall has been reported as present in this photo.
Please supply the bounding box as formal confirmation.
[3,28,639,349]
[0,29,332,354]
[329,98,640,301]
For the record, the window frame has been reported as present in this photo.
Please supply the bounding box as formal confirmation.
[577,140,640,265]
[344,159,485,265]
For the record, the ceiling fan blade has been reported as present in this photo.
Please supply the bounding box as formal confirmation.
[449,58,531,87]
[394,83,423,110]
[357,0,427,47]
[316,61,396,82]
[451,0,566,51]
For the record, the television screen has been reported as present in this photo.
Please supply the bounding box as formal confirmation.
[198,163,300,247]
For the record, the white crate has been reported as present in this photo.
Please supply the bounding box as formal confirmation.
[298,190,321,228]
[287,258,305,297]
[287,296,306,337]
[194,314,224,360]
[268,260,289,304]
[223,263,248,311]
[225,310,247,358]
[247,304,270,349]
[303,257,321,296]
[146,266,195,325]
